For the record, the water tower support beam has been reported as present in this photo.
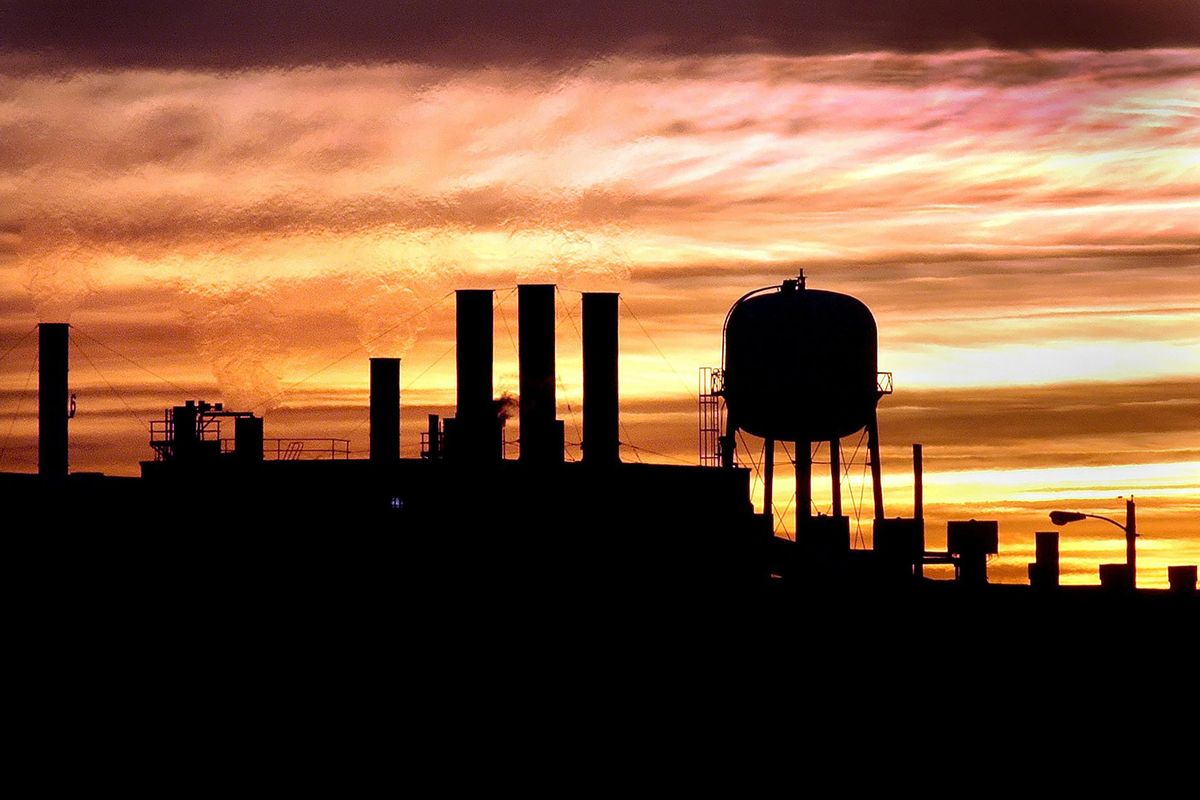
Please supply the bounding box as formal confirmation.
[721,416,737,469]
[796,439,811,536]
[763,437,774,519]
[868,413,884,520]
[829,438,841,517]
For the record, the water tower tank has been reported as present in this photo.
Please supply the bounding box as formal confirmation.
[723,279,878,443]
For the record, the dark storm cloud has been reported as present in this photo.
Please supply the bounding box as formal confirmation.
[3,1,1198,73]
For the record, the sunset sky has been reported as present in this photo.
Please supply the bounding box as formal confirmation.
[1,1,1197,585]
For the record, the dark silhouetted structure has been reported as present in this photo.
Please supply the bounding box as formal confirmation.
[1029,531,1060,589]
[582,292,619,465]
[3,277,1194,658]
[1168,565,1196,594]
[38,323,69,479]
[446,289,501,461]
[720,274,891,540]
[1052,499,1139,587]
[370,357,400,463]
[234,415,264,464]
[518,284,563,463]
[948,520,999,586]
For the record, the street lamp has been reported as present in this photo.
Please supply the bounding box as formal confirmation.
[1049,497,1138,588]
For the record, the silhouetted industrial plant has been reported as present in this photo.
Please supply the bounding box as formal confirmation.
[3,277,1195,637]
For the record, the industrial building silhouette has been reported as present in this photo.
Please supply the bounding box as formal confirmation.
[3,278,1195,642]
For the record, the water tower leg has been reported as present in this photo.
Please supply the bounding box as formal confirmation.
[867,414,884,520]
[763,437,774,521]
[721,416,737,469]
[829,438,842,517]
[796,440,811,537]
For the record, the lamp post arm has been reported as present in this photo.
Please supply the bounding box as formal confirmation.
[1081,513,1127,532]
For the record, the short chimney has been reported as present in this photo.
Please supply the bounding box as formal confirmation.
[370,357,400,463]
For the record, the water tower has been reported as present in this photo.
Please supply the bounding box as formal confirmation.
[718,274,891,537]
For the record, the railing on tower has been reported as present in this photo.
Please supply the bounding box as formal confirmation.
[217,437,350,460]
[262,438,350,461]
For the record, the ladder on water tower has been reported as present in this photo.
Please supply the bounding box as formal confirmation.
[698,367,725,467]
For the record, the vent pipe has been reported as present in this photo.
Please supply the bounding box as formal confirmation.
[370,357,401,463]
[518,284,562,463]
[38,323,69,479]
[582,292,619,464]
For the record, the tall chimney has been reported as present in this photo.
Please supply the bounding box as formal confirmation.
[449,289,498,461]
[38,323,69,479]
[518,284,562,463]
[582,292,619,464]
[370,357,400,463]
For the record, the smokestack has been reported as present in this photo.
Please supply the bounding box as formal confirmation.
[518,284,562,463]
[582,292,619,464]
[38,323,69,479]
[447,289,500,461]
[370,357,400,463]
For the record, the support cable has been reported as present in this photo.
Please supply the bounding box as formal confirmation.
[0,350,37,467]
[69,334,148,432]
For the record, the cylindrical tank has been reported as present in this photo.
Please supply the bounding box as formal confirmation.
[723,280,878,443]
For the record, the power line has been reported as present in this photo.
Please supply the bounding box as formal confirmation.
[69,334,148,433]
[0,349,37,467]
[619,296,693,398]
[340,337,460,446]
[496,286,519,363]
[69,325,196,396]
[0,326,36,368]
[619,442,693,466]
[250,291,454,412]
[403,341,457,393]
